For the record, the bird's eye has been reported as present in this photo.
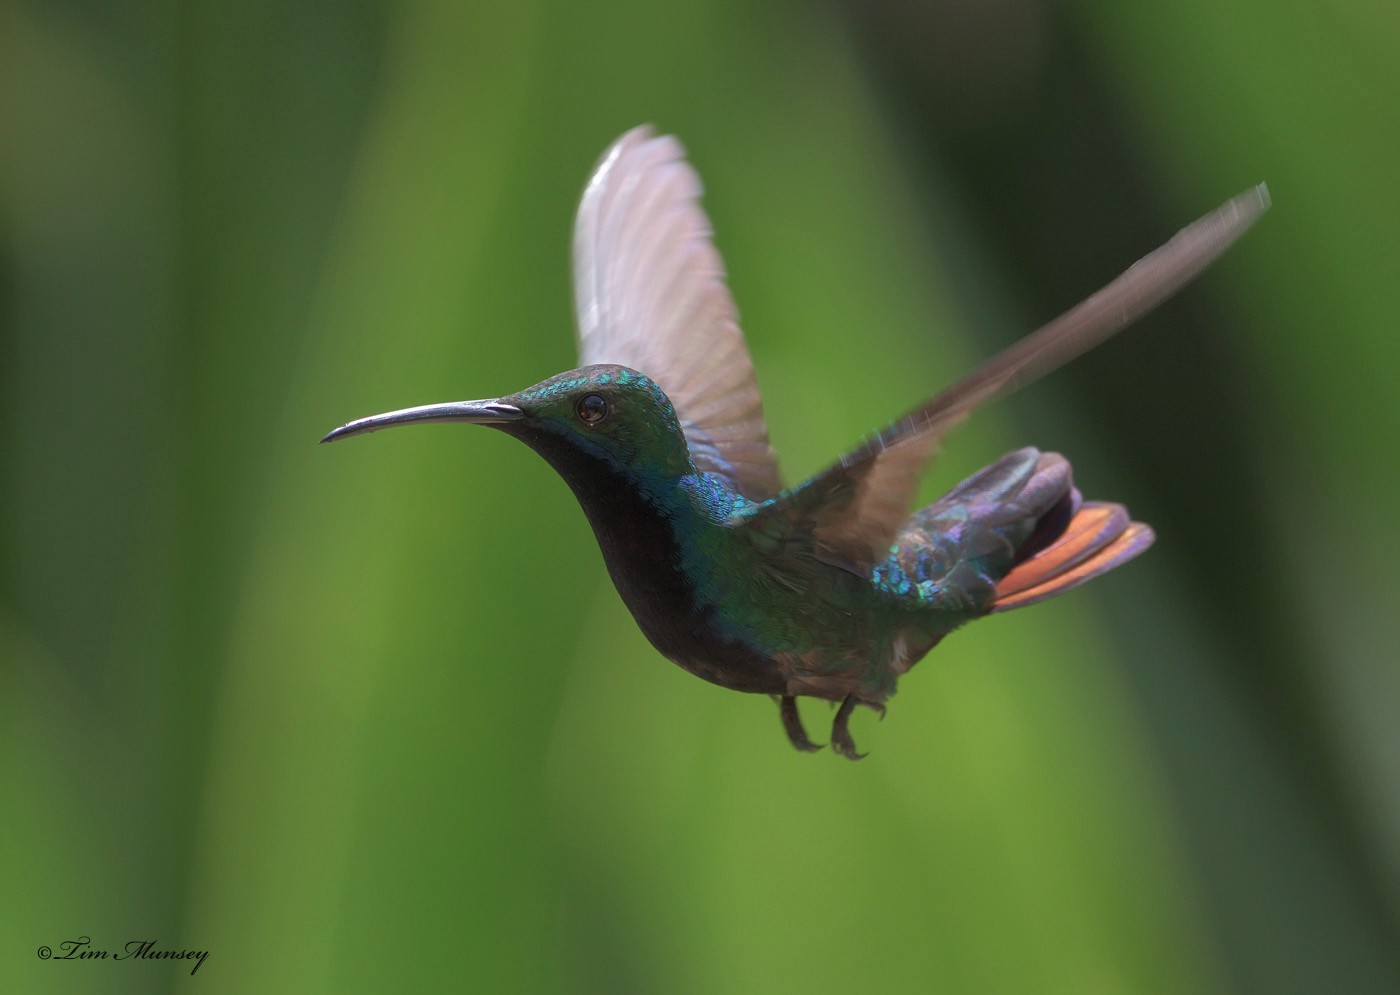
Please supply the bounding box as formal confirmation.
[576,393,609,425]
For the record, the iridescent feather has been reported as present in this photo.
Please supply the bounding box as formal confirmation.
[324,127,1269,758]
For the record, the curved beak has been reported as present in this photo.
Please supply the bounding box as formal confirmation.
[321,399,524,443]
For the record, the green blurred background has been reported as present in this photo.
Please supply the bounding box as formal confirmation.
[4,0,1398,992]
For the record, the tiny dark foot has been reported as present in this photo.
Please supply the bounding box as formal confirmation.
[779,695,823,753]
[830,695,866,760]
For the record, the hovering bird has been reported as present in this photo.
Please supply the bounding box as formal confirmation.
[324,127,1268,758]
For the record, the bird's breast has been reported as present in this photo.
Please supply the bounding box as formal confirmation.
[511,428,786,694]
[590,499,787,694]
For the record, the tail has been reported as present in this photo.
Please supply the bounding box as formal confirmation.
[992,499,1155,611]
[894,447,1153,615]
[886,448,1152,675]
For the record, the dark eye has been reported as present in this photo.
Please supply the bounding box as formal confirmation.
[576,393,609,425]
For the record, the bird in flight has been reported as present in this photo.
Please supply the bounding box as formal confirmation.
[324,126,1268,758]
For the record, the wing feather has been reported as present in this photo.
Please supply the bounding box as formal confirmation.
[574,127,781,499]
[748,184,1270,574]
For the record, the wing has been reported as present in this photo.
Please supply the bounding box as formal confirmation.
[573,126,781,500]
[748,183,1271,575]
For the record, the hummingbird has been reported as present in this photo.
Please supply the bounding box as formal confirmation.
[324,127,1268,758]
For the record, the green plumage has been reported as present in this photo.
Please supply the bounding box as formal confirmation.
[323,128,1267,756]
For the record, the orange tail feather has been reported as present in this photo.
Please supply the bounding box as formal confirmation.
[993,503,1154,611]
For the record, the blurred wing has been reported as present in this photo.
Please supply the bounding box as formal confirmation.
[749,184,1271,574]
[574,126,781,500]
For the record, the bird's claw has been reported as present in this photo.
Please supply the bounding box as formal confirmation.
[779,695,824,752]
[831,695,867,760]
[780,694,879,758]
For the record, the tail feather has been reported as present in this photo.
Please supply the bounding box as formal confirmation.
[1011,486,1081,568]
[892,448,1152,618]
[993,506,1154,611]
[999,502,1127,594]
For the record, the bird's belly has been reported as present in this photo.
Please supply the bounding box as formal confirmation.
[591,517,788,694]
[724,574,960,702]
[613,588,785,693]
[665,639,786,695]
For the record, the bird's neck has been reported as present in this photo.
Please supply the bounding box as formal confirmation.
[499,425,784,693]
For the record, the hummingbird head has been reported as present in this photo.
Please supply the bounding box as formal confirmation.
[322,364,696,495]
[499,364,695,483]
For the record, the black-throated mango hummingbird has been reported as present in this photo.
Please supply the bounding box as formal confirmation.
[324,127,1268,758]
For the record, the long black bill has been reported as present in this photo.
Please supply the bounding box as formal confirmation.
[321,399,524,443]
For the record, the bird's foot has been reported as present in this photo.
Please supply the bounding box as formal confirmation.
[831,696,867,761]
[779,695,824,752]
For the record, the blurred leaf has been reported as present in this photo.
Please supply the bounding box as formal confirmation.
[4,0,1398,993]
